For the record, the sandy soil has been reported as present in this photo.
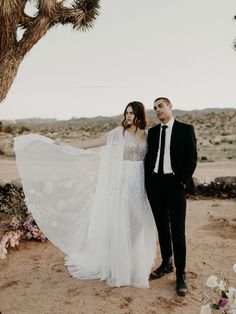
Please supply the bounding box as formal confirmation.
[0,159,236,314]
[0,158,236,183]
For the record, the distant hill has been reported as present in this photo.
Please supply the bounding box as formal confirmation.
[1,107,234,125]
[1,108,236,160]
[172,107,234,116]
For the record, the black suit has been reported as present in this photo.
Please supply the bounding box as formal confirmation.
[145,120,197,273]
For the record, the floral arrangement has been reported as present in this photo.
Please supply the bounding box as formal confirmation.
[0,230,22,260]
[0,215,46,260]
[200,264,236,314]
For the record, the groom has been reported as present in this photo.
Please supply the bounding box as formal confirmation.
[145,97,197,296]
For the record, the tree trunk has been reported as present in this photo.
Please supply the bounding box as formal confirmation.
[0,0,100,103]
[0,16,51,102]
[0,51,22,102]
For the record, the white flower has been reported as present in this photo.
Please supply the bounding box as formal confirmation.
[233,263,236,273]
[206,275,219,288]
[227,287,236,304]
[218,279,226,291]
[0,253,7,260]
[10,237,16,248]
[200,304,212,314]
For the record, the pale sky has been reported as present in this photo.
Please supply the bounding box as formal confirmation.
[0,0,236,120]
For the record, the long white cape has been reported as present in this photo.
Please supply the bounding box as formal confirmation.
[14,127,156,288]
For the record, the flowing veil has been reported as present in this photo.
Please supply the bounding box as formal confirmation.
[14,128,124,266]
[14,133,101,256]
[14,127,156,287]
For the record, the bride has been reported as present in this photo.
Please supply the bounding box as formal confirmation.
[14,101,157,288]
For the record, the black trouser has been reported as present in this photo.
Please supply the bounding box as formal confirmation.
[146,173,186,274]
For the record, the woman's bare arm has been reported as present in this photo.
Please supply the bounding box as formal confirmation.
[78,134,107,149]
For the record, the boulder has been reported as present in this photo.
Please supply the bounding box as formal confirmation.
[214,176,236,184]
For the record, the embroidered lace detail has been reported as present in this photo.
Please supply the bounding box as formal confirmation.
[123,131,147,161]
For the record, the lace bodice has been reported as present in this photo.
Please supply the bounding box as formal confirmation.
[123,131,147,161]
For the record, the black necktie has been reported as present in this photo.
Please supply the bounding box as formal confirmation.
[158,125,168,174]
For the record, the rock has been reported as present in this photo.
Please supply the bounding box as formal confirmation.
[194,180,236,199]
[214,176,236,184]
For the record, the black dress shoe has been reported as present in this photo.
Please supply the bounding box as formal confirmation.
[176,273,188,296]
[149,260,174,280]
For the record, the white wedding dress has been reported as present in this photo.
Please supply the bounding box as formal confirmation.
[14,127,157,288]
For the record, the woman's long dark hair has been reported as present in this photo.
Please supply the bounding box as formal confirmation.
[122,101,147,132]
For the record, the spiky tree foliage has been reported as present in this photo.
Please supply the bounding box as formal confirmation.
[0,0,100,102]
[234,14,236,50]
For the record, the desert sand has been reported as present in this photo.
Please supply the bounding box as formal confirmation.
[1,158,236,184]
[0,158,236,314]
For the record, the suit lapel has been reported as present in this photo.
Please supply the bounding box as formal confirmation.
[170,120,180,155]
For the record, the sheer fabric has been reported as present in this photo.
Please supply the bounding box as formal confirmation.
[14,127,157,288]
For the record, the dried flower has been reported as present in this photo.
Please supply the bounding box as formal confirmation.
[206,275,219,288]
[201,265,236,313]
[233,264,236,274]
[218,298,228,309]
[0,214,47,260]
[0,231,23,260]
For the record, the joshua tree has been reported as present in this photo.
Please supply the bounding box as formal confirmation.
[234,14,236,50]
[0,0,100,102]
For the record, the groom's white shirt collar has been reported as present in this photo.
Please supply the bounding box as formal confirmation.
[154,116,175,174]
[161,116,175,129]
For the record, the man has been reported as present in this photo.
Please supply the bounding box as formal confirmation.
[145,97,197,296]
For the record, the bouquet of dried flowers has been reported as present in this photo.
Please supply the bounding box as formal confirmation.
[200,264,236,314]
[0,215,46,260]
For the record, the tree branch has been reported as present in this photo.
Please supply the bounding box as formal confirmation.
[38,0,58,17]
[19,13,35,30]
[234,14,236,50]
[17,0,100,58]
[17,16,53,58]
[18,0,34,29]
[0,0,19,60]
[56,0,100,31]
[0,0,100,102]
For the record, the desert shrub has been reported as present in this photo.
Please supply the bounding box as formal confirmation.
[18,125,30,134]
[0,183,27,216]
[3,125,14,133]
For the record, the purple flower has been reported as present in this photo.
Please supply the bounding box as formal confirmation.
[218,298,228,309]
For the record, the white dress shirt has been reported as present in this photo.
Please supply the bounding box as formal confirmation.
[154,117,174,174]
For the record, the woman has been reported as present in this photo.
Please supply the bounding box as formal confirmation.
[14,101,157,288]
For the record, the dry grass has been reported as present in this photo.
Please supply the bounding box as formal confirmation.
[1,109,236,160]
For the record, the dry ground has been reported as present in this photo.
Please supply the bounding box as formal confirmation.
[0,199,235,314]
[0,159,236,314]
[1,158,236,184]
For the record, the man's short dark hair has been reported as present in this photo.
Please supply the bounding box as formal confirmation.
[154,97,171,104]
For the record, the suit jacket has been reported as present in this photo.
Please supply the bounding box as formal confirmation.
[144,120,197,194]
